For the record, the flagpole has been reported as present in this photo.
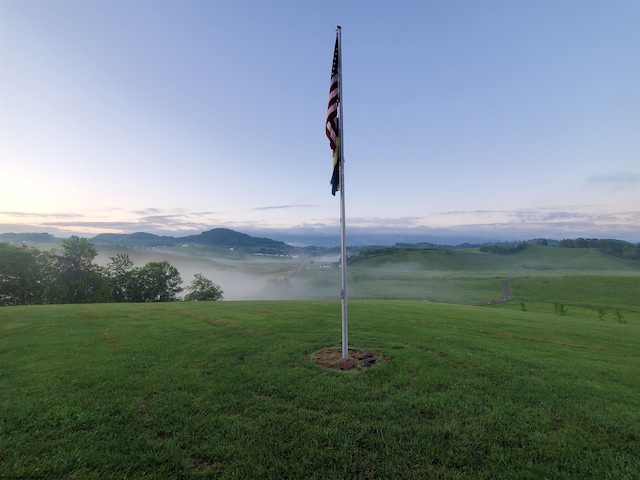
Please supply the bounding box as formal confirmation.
[336,26,348,360]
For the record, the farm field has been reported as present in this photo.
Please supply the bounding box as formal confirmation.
[1,296,639,479]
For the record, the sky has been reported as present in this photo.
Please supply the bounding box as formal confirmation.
[1,0,639,246]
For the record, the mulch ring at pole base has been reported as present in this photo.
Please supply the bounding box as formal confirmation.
[308,347,383,371]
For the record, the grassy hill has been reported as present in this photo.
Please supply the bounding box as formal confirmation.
[301,246,640,304]
[349,245,640,274]
[1,300,639,478]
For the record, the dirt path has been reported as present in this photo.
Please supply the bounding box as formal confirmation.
[475,278,520,305]
[497,278,518,302]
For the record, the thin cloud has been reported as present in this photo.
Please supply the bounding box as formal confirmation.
[431,207,638,227]
[131,208,164,215]
[587,171,640,189]
[252,204,317,211]
[138,214,188,224]
[521,211,592,222]
[41,219,214,235]
[439,210,498,217]
[0,211,81,219]
[43,221,151,230]
[348,216,425,227]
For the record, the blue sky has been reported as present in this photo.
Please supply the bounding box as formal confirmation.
[1,0,638,245]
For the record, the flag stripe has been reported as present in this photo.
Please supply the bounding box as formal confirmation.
[326,35,340,195]
[326,37,339,150]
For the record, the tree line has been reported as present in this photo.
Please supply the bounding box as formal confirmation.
[558,238,640,260]
[0,236,223,307]
[479,243,529,254]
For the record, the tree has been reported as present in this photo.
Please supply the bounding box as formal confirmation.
[1,239,188,306]
[35,249,70,304]
[136,261,183,302]
[106,256,186,303]
[106,253,138,302]
[57,236,109,303]
[59,236,98,272]
[184,273,223,301]
[554,302,568,316]
[0,243,41,306]
[0,243,67,305]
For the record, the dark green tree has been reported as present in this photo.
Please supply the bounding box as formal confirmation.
[57,236,110,303]
[106,253,138,302]
[136,261,183,302]
[554,302,568,316]
[0,243,41,306]
[59,236,98,272]
[184,273,223,301]
[33,249,65,304]
[0,243,71,305]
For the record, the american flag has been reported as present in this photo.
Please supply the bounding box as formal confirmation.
[326,35,340,196]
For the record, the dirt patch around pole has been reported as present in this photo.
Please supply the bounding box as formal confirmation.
[308,347,383,371]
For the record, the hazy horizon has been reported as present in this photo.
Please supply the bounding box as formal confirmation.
[1,222,638,248]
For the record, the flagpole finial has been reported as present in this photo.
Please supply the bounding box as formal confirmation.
[337,25,341,30]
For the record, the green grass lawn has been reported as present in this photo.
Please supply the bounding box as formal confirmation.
[1,300,639,479]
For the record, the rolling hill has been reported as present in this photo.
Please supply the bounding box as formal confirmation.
[91,228,290,253]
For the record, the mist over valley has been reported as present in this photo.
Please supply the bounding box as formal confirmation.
[3,229,638,304]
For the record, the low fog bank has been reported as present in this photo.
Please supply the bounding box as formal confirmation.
[95,248,341,301]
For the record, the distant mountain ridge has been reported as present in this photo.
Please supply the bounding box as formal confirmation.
[91,232,177,247]
[0,232,58,244]
[0,228,290,253]
[91,228,290,252]
[2,230,637,259]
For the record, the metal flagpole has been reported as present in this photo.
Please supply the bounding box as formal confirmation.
[337,26,348,360]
